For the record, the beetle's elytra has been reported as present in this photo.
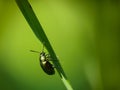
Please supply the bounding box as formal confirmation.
[39,51,55,75]
[30,45,55,75]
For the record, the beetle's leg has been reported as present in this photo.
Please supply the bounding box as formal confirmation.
[46,54,50,58]
[52,65,56,68]
[46,54,52,61]
[46,53,58,63]
[46,57,52,61]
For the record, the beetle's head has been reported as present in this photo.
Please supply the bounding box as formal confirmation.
[40,51,45,56]
[40,52,46,61]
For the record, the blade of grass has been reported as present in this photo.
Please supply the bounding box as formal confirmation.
[15,0,73,90]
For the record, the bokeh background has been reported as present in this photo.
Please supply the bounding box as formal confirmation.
[0,0,120,90]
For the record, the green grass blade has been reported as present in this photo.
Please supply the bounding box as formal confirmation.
[15,0,73,90]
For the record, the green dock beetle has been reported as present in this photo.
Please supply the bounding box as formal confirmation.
[30,45,55,75]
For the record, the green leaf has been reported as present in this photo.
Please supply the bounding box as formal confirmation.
[15,0,73,90]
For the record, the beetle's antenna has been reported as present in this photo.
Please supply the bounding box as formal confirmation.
[30,50,40,53]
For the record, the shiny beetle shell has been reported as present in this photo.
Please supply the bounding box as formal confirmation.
[39,52,55,75]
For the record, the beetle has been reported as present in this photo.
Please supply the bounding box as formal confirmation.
[30,45,55,75]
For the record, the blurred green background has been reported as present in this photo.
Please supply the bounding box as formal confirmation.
[0,0,120,90]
